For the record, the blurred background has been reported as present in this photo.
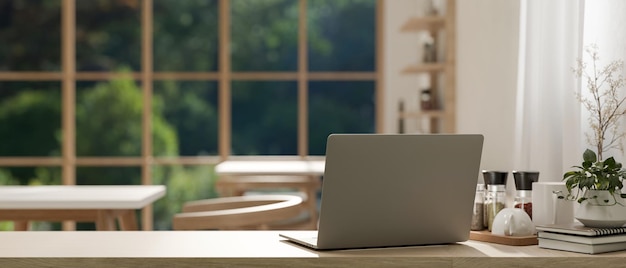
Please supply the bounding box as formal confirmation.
[0,0,377,230]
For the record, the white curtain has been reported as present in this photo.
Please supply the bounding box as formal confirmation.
[516,0,626,182]
[581,0,626,163]
[514,0,584,182]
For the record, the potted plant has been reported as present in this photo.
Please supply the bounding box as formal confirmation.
[562,44,626,228]
[562,149,626,227]
[563,149,625,204]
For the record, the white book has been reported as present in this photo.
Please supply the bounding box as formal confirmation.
[538,238,626,254]
[535,223,626,236]
[537,231,626,245]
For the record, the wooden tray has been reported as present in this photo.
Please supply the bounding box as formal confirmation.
[469,230,538,246]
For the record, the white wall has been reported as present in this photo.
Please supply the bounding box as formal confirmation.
[456,0,520,182]
[384,0,521,183]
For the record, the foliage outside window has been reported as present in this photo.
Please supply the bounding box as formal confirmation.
[0,0,378,230]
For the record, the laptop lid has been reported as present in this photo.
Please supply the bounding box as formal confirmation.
[309,133,484,250]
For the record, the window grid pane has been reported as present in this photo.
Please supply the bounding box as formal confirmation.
[308,0,376,71]
[231,81,298,155]
[76,79,143,157]
[231,0,298,71]
[153,81,219,157]
[153,0,219,71]
[0,82,61,157]
[308,81,376,155]
[0,1,62,71]
[76,1,141,71]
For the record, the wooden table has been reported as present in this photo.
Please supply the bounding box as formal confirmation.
[0,185,166,231]
[215,159,324,229]
[0,231,623,267]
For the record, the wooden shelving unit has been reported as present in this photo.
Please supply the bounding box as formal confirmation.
[398,0,456,134]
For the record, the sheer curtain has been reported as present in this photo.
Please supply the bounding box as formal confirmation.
[581,1,626,163]
[516,0,626,181]
[514,0,584,181]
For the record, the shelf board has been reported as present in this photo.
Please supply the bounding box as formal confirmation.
[400,16,446,32]
[398,110,445,119]
[401,63,446,74]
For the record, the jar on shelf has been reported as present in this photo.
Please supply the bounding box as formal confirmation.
[420,89,433,110]
[423,42,437,63]
[471,183,485,231]
[482,170,508,231]
[512,171,540,219]
[422,33,436,63]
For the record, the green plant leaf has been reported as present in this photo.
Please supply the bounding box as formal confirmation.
[605,157,617,169]
[563,170,577,179]
[583,149,597,163]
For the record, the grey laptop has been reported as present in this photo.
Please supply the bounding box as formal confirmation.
[280,134,484,250]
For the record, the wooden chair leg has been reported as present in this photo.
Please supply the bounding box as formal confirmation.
[96,210,117,231]
[62,221,76,231]
[13,221,28,231]
[117,210,138,231]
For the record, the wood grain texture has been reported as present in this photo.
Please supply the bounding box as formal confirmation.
[0,258,452,268]
[0,231,625,267]
[1,257,626,268]
[469,230,538,246]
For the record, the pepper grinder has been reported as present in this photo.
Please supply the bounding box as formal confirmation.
[482,170,508,231]
[513,171,539,219]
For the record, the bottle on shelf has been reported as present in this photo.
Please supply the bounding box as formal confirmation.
[423,42,436,63]
[398,100,405,133]
[422,33,437,63]
[420,88,434,110]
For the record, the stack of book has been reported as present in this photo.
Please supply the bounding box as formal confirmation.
[536,223,626,254]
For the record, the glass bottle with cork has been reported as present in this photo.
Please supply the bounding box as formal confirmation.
[513,171,539,219]
[482,170,507,232]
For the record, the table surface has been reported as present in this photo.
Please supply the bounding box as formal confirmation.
[0,185,166,209]
[215,160,325,176]
[0,231,624,267]
[0,230,623,257]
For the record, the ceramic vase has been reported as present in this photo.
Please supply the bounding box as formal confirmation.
[575,189,626,228]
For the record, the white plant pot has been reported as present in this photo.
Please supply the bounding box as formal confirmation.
[575,190,626,228]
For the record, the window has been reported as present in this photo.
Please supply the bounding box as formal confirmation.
[0,0,381,230]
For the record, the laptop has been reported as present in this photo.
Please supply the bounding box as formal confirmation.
[280,133,484,250]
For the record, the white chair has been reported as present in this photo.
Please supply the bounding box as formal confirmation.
[172,195,304,230]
